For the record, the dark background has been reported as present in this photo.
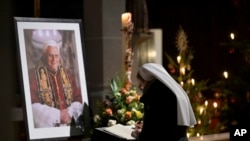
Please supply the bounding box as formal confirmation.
[146,0,250,84]
[1,0,250,140]
[11,0,250,94]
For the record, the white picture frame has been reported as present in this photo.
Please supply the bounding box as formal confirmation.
[14,17,90,140]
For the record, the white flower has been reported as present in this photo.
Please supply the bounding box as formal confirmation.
[117,108,125,114]
[93,114,101,123]
[126,120,136,125]
[114,92,121,96]
[107,119,117,127]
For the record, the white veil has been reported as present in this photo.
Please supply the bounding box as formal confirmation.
[138,63,197,127]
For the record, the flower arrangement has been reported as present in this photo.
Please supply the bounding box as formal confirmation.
[93,73,144,127]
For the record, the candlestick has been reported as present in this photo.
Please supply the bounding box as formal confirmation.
[121,12,134,84]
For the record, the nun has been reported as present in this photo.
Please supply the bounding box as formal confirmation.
[131,63,196,141]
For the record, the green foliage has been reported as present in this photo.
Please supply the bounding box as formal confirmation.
[165,26,229,137]
[93,73,144,128]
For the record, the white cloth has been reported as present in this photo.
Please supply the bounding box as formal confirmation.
[32,102,83,128]
[138,63,197,127]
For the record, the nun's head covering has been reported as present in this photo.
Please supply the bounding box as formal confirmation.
[138,63,197,127]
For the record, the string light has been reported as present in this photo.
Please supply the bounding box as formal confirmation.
[200,107,204,115]
[191,78,195,86]
[205,100,208,107]
[180,81,184,87]
[180,67,185,75]
[223,71,228,79]
[213,102,218,108]
[230,33,235,40]
[177,56,181,64]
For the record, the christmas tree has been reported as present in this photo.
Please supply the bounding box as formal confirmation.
[218,35,250,129]
[165,26,229,137]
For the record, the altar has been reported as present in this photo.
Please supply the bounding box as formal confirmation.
[90,127,135,141]
[89,126,229,141]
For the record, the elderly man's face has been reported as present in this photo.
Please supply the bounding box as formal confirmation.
[46,46,60,72]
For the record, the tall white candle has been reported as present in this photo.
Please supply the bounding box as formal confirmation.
[121,12,132,28]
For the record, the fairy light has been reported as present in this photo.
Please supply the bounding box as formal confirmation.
[213,102,218,108]
[177,56,181,64]
[198,119,201,124]
[205,100,208,107]
[230,33,235,40]
[180,67,185,75]
[191,78,195,86]
[223,71,228,79]
[200,107,204,115]
[180,81,184,87]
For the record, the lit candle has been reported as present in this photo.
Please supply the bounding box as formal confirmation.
[180,81,184,87]
[199,107,204,115]
[198,119,201,124]
[205,100,208,107]
[191,78,195,86]
[177,56,181,64]
[223,71,228,79]
[213,102,217,108]
[121,12,132,28]
[230,33,235,40]
[213,102,218,114]
[204,100,208,115]
[180,67,185,75]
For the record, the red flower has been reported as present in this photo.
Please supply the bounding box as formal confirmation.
[120,88,127,94]
[125,111,132,119]
[105,108,113,116]
[126,96,133,104]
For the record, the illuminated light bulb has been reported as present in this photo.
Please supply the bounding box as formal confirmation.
[205,100,208,107]
[230,33,235,40]
[200,108,204,115]
[191,78,195,86]
[223,71,228,79]
[213,102,218,108]
[177,56,181,64]
[198,119,201,124]
[180,81,184,87]
[180,67,185,75]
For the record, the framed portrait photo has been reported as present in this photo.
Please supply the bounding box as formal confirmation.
[14,17,90,140]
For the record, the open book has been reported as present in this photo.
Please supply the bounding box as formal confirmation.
[103,124,136,140]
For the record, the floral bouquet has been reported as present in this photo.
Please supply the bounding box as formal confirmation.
[93,73,144,127]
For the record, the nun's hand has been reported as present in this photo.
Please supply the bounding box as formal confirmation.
[131,121,143,139]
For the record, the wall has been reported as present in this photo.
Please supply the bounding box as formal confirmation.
[0,0,126,140]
